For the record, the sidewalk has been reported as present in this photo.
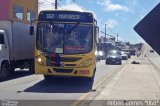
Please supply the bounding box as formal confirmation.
[89,55,160,105]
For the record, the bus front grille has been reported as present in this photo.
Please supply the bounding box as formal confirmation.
[53,68,73,73]
[61,57,81,62]
[49,57,82,62]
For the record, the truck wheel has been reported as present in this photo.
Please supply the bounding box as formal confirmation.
[44,75,53,80]
[0,62,10,80]
[10,67,15,74]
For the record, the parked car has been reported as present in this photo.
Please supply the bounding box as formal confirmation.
[106,50,122,65]
[121,51,128,60]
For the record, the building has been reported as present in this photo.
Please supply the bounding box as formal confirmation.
[0,0,38,23]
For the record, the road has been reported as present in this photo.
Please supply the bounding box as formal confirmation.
[0,57,127,106]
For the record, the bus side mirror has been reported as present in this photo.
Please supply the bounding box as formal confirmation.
[30,26,34,35]
[95,26,99,43]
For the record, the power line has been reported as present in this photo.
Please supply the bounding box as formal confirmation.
[100,31,115,38]
[39,3,55,6]
[39,0,56,9]
[42,0,53,4]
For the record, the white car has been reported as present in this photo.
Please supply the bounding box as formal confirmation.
[121,51,128,60]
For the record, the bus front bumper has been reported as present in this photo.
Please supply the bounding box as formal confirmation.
[35,64,95,78]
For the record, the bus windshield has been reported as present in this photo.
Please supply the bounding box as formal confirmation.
[37,22,93,54]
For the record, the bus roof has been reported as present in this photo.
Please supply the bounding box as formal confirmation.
[38,10,94,23]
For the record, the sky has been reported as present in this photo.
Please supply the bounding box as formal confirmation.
[39,0,160,44]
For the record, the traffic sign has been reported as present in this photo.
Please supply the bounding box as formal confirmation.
[134,3,160,54]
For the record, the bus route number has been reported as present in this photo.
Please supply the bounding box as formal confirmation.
[46,14,54,19]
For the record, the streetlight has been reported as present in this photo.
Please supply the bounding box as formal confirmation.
[55,0,58,9]
[105,24,107,40]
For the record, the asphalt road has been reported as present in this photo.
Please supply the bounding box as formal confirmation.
[0,58,128,106]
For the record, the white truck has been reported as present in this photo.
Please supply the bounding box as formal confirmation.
[0,21,35,80]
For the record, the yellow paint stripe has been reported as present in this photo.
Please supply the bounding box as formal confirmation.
[71,93,90,106]
[70,72,114,106]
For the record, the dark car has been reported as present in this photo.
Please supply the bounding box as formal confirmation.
[130,49,136,56]
[106,50,122,65]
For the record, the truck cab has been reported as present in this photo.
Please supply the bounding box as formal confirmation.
[0,29,10,79]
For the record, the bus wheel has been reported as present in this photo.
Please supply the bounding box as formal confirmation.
[29,60,35,74]
[29,64,35,74]
[0,62,10,80]
[44,75,53,80]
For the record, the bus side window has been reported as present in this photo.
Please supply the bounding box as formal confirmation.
[95,26,99,49]
[0,33,5,44]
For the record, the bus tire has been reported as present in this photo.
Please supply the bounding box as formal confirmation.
[29,60,35,74]
[0,62,10,81]
[44,75,53,80]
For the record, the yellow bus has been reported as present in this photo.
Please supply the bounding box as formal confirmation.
[34,10,99,81]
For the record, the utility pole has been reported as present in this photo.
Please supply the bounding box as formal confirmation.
[117,33,119,42]
[55,0,57,9]
[105,24,107,42]
[55,0,75,9]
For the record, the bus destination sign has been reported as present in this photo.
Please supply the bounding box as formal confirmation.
[38,11,93,22]
[46,14,80,20]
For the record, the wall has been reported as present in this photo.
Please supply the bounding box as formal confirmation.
[0,0,10,20]
[9,0,38,24]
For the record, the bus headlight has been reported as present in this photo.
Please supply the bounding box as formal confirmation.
[37,57,42,63]
[37,57,46,65]
[78,59,91,67]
